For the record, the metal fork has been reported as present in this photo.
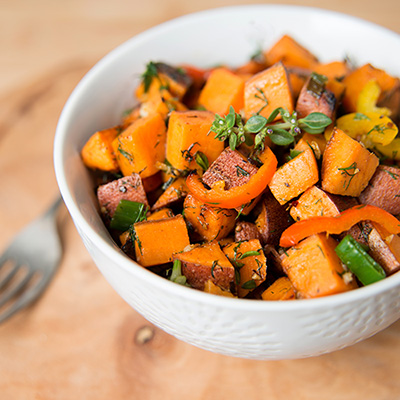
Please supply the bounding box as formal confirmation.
[0,197,63,323]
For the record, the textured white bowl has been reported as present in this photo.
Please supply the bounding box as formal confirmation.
[54,5,400,360]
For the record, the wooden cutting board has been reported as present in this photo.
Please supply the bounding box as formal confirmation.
[1,1,400,398]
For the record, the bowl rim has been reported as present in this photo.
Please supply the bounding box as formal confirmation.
[54,4,400,312]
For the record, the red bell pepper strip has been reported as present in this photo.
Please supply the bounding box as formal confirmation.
[280,204,400,248]
[186,146,277,209]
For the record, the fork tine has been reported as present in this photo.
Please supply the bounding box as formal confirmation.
[0,269,34,308]
[0,274,49,323]
[0,260,19,290]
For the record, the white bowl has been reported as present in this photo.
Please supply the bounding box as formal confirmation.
[54,5,400,360]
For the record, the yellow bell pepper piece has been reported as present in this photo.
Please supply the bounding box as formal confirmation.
[357,80,391,116]
[335,111,398,148]
[375,138,400,161]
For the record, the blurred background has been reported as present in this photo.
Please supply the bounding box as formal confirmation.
[1,0,400,398]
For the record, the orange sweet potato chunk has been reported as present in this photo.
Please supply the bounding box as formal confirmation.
[166,110,224,171]
[321,128,379,196]
[294,133,327,159]
[183,194,236,242]
[313,61,350,81]
[281,233,357,299]
[223,239,267,298]
[289,186,341,222]
[261,277,296,301]
[244,62,294,120]
[198,67,245,115]
[152,177,188,210]
[81,127,120,172]
[174,241,235,290]
[269,148,319,205]
[204,279,236,297]
[134,215,190,267]
[264,35,319,69]
[112,113,166,178]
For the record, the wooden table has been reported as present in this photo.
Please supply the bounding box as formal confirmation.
[1,1,400,398]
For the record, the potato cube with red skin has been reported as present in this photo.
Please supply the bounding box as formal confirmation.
[359,165,400,215]
[202,147,258,190]
[174,241,235,291]
[97,173,148,219]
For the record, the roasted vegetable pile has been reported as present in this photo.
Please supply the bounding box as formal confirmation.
[81,35,400,300]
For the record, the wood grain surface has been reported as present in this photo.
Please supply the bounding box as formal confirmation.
[1,1,400,399]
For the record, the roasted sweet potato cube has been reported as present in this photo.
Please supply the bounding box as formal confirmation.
[135,62,192,102]
[290,186,342,221]
[223,239,267,298]
[281,233,358,298]
[134,215,190,267]
[234,221,263,242]
[97,173,148,219]
[255,190,292,245]
[198,67,245,115]
[313,61,350,81]
[166,110,224,171]
[269,148,319,205]
[294,133,327,159]
[321,128,379,196]
[359,165,400,215]
[81,127,120,172]
[202,147,258,190]
[174,241,235,290]
[264,35,318,69]
[147,208,174,221]
[183,194,236,242]
[261,277,296,301]
[296,75,336,119]
[112,113,166,178]
[367,223,400,276]
[204,279,236,297]
[244,62,294,120]
[152,177,188,210]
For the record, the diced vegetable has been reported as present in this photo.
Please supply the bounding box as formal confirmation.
[186,146,277,209]
[313,61,350,81]
[269,148,319,205]
[335,235,386,286]
[223,239,267,298]
[147,208,174,221]
[204,279,236,297]
[321,127,379,196]
[110,200,147,231]
[244,62,294,120]
[264,35,318,69]
[165,110,223,171]
[183,194,236,242]
[280,204,400,248]
[235,221,263,243]
[294,132,327,158]
[261,277,295,301]
[81,127,120,172]
[281,233,357,298]
[198,67,245,115]
[173,241,235,290]
[134,215,190,267]
[152,177,188,210]
[112,113,166,178]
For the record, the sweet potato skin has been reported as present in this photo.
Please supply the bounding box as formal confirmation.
[97,173,148,219]
[174,241,235,290]
[358,165,400,215]
[235,221,263,242]
[255,190,292,245]
[202,147,258,190]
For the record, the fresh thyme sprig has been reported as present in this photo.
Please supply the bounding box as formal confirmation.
[210,106,332,151]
